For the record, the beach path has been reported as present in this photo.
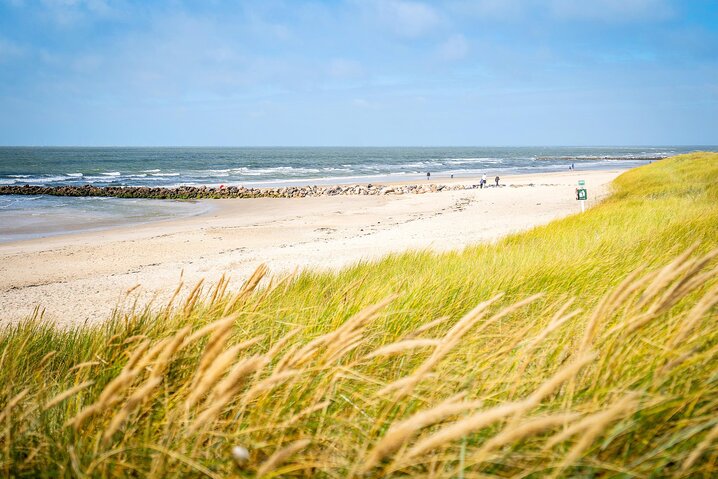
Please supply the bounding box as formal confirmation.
[0,169,622,327]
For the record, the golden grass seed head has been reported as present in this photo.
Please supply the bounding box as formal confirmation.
[256,439,310,478]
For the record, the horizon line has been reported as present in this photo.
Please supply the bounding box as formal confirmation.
[1,144,716,149]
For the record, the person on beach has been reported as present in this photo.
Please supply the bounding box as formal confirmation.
[427,172,431,180]
[495,176,500,186]
[481,173,487,189]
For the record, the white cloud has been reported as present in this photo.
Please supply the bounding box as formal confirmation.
[35,0,124,27]
[0,38,24,63]
[438,34,469,61]
[245,14,293,42]
[328,59,364,79]
[71,53,103,73]
[41,0,114,14]
[450,0,673,23]
[352,97,382,109]
[449,0,526,20]
[373,0,441,38]
[548,0,673,21]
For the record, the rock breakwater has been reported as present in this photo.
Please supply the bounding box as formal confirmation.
[0,182,506,199]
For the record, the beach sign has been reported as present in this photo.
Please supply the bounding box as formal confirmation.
[576,179,587,212]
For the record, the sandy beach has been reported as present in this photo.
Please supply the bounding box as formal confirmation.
[0,169,623,327]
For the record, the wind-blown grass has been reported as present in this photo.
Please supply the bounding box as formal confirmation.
[1,152,717,478]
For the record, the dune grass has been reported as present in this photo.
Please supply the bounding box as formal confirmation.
[1,152,717,478]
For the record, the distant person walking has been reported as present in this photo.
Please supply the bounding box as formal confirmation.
[427,172,430,180]
[481,173,487,189]
[495,176,500,186]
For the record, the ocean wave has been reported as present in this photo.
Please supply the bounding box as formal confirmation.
[389,161,440,169]
[23,176,70,183]
[84,175,123,182]
[444,157,502,165]
[536,154,665,161]
[0,149,675,189]
[264,166,322,173]
[164,182,199,188]
[192,170,231,178]
[227,171,415,187]
[228,166,326,176]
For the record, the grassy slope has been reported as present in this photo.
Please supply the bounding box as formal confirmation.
[1,152,717,478]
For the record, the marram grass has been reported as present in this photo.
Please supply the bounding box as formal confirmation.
[1,152,717,478]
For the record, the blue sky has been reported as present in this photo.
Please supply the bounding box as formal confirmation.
[0,0,716,146]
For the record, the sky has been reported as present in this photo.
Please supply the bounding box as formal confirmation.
[0,0,716,146]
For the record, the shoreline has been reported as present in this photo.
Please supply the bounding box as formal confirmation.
[1,168,614,245]
[0,162,649,200]
[1,168,627,327]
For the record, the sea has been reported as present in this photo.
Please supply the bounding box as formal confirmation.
[0,146,709,242]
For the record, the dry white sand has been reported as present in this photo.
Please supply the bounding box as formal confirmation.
[0,169,623,327]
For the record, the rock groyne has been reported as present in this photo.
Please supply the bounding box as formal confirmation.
[0,182,501,199]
